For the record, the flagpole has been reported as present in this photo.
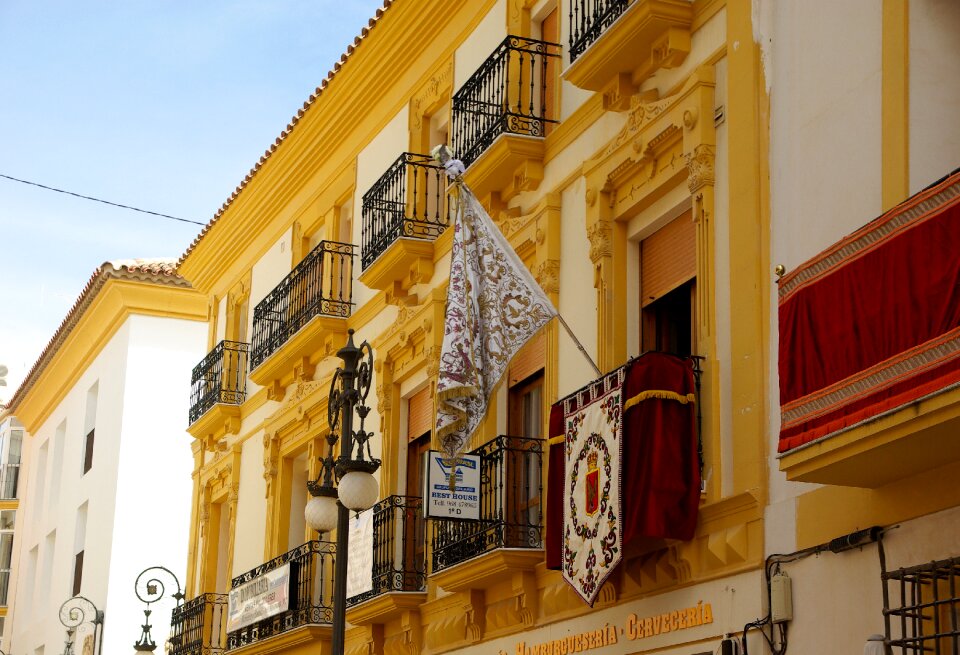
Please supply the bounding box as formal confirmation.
[555,314,602,377]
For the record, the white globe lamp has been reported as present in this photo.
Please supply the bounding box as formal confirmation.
[304,494,340,534]
[337,470,379,511]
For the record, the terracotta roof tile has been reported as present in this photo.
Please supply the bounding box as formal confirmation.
[177,0,394,270]
[5,258,190,412]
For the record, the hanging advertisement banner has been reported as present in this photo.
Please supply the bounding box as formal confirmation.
[424,450,481,520]
[226,562,290,633]
[346,508,374,598]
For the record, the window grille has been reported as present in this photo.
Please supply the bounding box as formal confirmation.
[883,556,960,654]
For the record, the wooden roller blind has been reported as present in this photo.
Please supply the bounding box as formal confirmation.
[641,209,696,307]
[407,386,433,442]
[509,331,545,387]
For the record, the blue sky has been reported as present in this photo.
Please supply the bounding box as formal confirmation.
[0,0,385,401]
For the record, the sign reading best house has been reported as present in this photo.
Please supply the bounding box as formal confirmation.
[506,601,714,655]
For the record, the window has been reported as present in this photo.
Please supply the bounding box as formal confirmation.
[1,428,22,499]
[286,453,308,549]
[406,387,433,568]
[643,280,695,356]
[640,209,696,356]
[405,386,433,496]
[507,332,545,532]
[72,550,84,596]
[538,5,560,133]
[883,556,960,653]
[508,371,543,529]
[0,510,13,606]
[82,429,94,475]
[83,383,98,475]
[72,503,87,597]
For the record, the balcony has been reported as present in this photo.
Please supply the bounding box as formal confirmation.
[452,36,559,201]
[345,496,427,625]
[227,540,335,649]
[564,0,693,96]
[169,593,227,655]
[248,241,354,390]
[359,153,447,302]
[777,169,960,487]
[569,0,629,63]
[0,463,19,500]
[430,435,543,590]
[189,341,249,426]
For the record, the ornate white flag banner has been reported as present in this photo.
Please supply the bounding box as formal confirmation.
[561,367,624,606]
[435,185,557,462]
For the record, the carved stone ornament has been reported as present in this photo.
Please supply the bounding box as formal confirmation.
[602,92,674,158]
[585,187,597,207]
[587,221,614,264]
[535,260,560,295]
[410,60,453,131]
[685,144,716,193]
[283,379,324,410]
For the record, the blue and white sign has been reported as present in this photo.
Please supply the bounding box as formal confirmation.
[424,451,481,520]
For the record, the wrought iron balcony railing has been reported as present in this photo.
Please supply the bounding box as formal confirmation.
[569,0,629,63]
[189,340,249,425]
[0,463,19,500]
[451,35,560,169]
[169,592,228,655]
[347,495,426,607]
[228,540,335,649]
[431,435,544,573]
[250,241,355,369]
[361,152,448,270]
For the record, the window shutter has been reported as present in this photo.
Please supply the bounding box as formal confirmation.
[407,387,433,442]
[509,332,545,387]
[641,209,696,307]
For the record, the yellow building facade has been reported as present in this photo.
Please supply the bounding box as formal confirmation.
[177,1,772,653]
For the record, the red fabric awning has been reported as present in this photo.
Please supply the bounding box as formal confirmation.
[778,169,960,453]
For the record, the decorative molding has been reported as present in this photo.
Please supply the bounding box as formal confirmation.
[534,260,560,295]
[586,221,613,264]
[685,144,716,193]
[464,590,485,643]
[602,91,672,158]
[410,60,454,132]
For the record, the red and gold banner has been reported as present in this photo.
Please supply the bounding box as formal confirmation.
[778,170,960,452]
[546,352,700,598]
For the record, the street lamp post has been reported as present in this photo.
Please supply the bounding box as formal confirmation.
[58,595,104,655]
[133,566,184,654]
[304,330,381,655]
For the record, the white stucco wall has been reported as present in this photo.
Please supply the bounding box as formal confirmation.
[765,0,883,521]
[767,0,882,275]
[909,0,960,194]
[104,314,206,655]
[8,312,205,655]
[782,505,960,654]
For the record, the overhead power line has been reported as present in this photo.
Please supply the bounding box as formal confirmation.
[0,173,206,226]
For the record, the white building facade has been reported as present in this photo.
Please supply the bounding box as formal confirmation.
[765,1,960,653]
[1,260,207,655]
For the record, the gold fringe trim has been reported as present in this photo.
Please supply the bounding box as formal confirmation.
[623,390,695,411]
